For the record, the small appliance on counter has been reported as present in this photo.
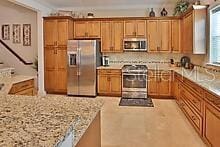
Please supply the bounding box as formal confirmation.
[180,56,191,69]
[102,55,110,66]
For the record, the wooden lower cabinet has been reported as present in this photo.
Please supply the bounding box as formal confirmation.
[203,97,220,147]
[97,69,121,96]
[76,111,101,147]
[148,70,172,98]
[9,79,35,96]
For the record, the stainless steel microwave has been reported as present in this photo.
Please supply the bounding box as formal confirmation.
[123,38,147,52]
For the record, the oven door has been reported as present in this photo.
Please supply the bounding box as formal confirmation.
[122,72,147,92]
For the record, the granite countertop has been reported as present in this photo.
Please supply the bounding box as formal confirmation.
[0,94,103,147]
[0,75,35,95]
[97,64,220,98]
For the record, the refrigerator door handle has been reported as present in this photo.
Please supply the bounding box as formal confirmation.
[77,48,81,76]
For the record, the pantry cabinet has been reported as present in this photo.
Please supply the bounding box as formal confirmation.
[124,20,146,38]
[44,18,73,93]
[147,20,171,53]
[148,70,172,97]
[97,69,121,96]
[74,21,101,38]
[101,21,124,53]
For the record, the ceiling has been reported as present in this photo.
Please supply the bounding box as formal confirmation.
[35,0,179,10]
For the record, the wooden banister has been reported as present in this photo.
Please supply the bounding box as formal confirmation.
[0,39,33,65]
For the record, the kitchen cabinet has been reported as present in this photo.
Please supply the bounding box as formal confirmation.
[124,20,146,38]
[101,21,124,53]
[148,70,172,97]
[171,20,181,53]
[74,21,101,38]
[182,6,207,54]
[147,20,171,52]
[97,69,121,96]
[44,18,73,93]
[203,93,220,147]
[9,79,35,96]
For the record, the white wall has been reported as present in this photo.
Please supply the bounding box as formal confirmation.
[0,0,37,76]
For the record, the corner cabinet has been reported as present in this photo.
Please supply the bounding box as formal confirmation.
[44,17,73,93]
[97,69,122,96]
[124,20,146,38]
[101,21,124,53]
[74,21,101,38]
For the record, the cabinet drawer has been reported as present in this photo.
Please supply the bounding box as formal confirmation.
[10,79,34,94]
[182,85,203,115]
[205,92,220,110]
[184,78,203,97]
[181,96,203,135]
[98,69,121,75]
[181,99,203,135]
[174,73,183,82]
[15,88,34,96]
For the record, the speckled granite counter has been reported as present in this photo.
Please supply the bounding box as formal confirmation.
[0,75,35,95]
[0,94,103,147]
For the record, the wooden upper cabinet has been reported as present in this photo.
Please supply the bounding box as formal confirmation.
[136,20,146,37]
[101,21,123,53]
[101,21,112,52]
[159,20,171,52]
[74,21,101,38]
[112,21,124,52]
[44,19,73,47]
[74,21,87,38]
[147,20,158,52]
[147,20,171,53]
[57,20,69,46]
[124,20,146,38]
[88,21,101,38]
[171,20,181,53]
[182,13,193,54]
[44,20,57,46]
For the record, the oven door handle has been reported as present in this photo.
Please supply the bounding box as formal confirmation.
[123,73,147,76]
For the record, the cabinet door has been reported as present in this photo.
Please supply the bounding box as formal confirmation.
[136,20,146,37]
[74,21,87,38]
[44,47,56,70]
[204,103,220,147]
[110,74,121,95]
[112,21,124,52]
[159,20,171,52]
[56,69,67,92]
[98,75,110,94]
[158,75,171,96]
[57,47,67,70]
[147,20,158,52]
[124,21,136,37]
[171,20,181,53]
[57,20,69,46]
[101,21,112,52]
[88,21,101,38]
[148,76,158,96]
[183,13,193,53]
[45,70,56,92]
[44,20,57,46]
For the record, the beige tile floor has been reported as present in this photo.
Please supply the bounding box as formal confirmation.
[99,97,207,147]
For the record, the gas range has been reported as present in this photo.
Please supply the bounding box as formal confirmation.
[122,65,148,99]
[122,65,148,73]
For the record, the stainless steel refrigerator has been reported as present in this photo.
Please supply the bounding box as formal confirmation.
[67,40,101,96]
